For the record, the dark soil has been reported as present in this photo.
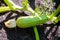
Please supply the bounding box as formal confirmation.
[0,0,60,40]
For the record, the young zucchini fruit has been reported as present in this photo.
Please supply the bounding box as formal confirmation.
[16,14,48,28]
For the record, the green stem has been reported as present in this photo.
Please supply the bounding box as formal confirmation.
[33,26,40,40]
[0,6,36,15]
[4,0,16,11]
[57,15,60,21]
[50,5,60,20]
[28,7,35,15]
[54,15,60,23]
[0,7,10,13]
[28,7,41,17]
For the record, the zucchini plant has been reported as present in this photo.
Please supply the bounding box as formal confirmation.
[0,0,60,40]
[3,0,60,28]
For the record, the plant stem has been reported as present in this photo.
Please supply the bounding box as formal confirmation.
[28,7,35,15]
[57,15,60,21]
[54,15,60,23]
[28,7,42,17]
[0,7,10,13]
[50,5,60,20]
[33,26,40,40]
[4,0,16,11]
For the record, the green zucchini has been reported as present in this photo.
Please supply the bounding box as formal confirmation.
[16,15,48,28]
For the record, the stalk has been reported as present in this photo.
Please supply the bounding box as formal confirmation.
[57,15,60,21]
[54,15,60,23]
[28,7,35,15]
[33,26,40,40]
[0,7,10,13]
[50,5,60,20]
[4,0,16,11]
[28,7,42,17]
